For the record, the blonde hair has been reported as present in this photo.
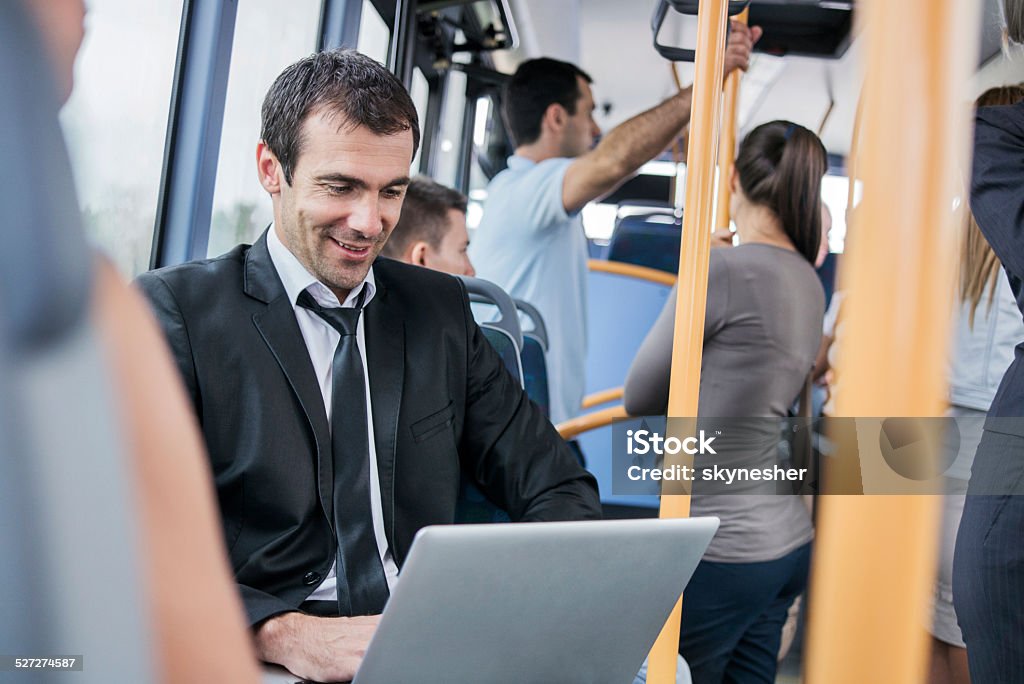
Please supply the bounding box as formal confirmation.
[960,84,1024,327]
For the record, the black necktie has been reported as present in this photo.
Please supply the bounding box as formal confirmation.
[297,288,389,615]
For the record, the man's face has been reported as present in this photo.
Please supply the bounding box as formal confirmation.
[423,209,475,277]
[560,77,601,158]
[263,109,413,301]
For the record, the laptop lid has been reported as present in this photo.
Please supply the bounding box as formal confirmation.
[353,517,718,684]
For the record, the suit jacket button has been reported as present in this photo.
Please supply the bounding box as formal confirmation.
[303,571,321,586]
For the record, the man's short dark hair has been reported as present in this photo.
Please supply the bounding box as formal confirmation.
[383,176,468,258]
[503,58,593,147]
[261,49,420,185]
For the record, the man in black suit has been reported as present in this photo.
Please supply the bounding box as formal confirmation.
[137,50,600,682]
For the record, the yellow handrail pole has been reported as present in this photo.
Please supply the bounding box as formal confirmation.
[581,386,624,410]
[805,0,980,682]
[714,8,748,230]
[646,1,730,682]
[555,405,628,441]
[588,259,678,287]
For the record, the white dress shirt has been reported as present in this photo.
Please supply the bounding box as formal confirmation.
[266,226,399,602]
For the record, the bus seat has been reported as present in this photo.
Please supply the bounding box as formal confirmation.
[479,326,524,387]
[462,275,525,387]
[514,299,551,418]
[607,213,683,275]
[514,298,549,351]
[462,276,524,347]
[582,265,673,509]
[456,276,523,523]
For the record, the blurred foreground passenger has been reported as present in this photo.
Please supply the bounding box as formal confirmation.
[471,22,760,426]
[136,49,600,683]
[1,1,259,681]
[952,3,1024,680]
[624,121,828,684]
[381,175,475,276]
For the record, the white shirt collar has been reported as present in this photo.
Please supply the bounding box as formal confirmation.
[266,223,376,309]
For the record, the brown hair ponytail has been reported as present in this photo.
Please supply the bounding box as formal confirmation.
[960,84,1024,326]
[735,121,829,264]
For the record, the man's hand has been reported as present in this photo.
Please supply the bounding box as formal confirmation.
[254,611,381,683]
[723,21,763,75]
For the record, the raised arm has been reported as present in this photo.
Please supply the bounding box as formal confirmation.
[561,21,760,213]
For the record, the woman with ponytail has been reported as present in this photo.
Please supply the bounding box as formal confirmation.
[625,120,828,683]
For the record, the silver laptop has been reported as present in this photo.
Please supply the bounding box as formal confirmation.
[350,517,718,684]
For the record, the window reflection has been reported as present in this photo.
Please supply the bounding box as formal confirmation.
[206,0,320,258]
[357,0,391,65]
[60,0,183,277]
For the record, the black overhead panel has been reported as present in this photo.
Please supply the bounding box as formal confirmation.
[602,174,674,208]
[748,1,854,59]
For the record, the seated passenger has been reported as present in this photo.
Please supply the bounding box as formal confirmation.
[624,121,828,684]
[470,22,760,426]
[381,175,475,276]
[135,49,601,683]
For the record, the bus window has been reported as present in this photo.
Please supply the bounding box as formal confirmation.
[206,0,320,258]
[60,0,182,277]
[434,67,468,188]
[465,95,495,229]
[357,0,390,65]
[821,174,862,254]
[410,67,429,172]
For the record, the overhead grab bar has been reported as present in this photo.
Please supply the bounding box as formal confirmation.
[651,0,749,62]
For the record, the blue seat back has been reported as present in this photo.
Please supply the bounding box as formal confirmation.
[520,334,550,418]
[479,326,524,387]
[581,267,673,509]
[513,299,551,418]
[455,276,521,524]
[607,214,682,275]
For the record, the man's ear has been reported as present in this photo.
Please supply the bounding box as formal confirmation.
[409,241,430,268]
[542,103,568,135]
[256,142,283,195]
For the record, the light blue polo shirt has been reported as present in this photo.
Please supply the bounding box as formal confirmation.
[470,155,588,426]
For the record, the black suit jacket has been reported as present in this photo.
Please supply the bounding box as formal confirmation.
[136,231,601,625]
[972,101,1024,426]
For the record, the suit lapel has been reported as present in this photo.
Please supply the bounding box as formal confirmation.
[363,271,404,549]
[246,231,335,523]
